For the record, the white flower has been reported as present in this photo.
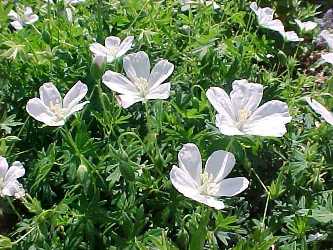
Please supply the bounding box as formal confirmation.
[320,30,333,51]
[250,2,303,42]
[321,53,333,65]
[206,79,292,137]
[250,2,284,33]
[170,143,249,209]
[102,51,174,108]
[0,156,25,199]
[295,19,317,33]
[279,30,304,42]
[305,97,333,126]
[8,7,39,30]
[180,0,220,12]
[89,36,134,64]
[26,81,89,126]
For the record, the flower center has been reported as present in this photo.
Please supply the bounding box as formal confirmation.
[134,77,149,98]
[108,46,119,56]
[49,101,64,119]
[236,108,251,128]
[199,172,218,195]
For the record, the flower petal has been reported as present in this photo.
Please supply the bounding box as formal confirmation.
[64,101,89,119]
[148,60,174,89]
[215,114,243,136]
[10,20,24,30]
[2,180,25,198]
[5,161,25,182]
[230,79,263,113]
[105,36,121,49]
[170,166,199,195]
[8,10,19,20]
[89,43,108,57]
[178,143,202,185]
[263,19,285,33]
[146,82,170,100]
[206,87,235,120]
[123,51,150,82]
[280,31,303,42]
[39,82,62,109]
[205,150,235,183]
[26,98,64,126]
[320,30,333,51]
[306,97,333,126]
[63,81,88,109]
[25,14,39,25]
[116,36,134,58]
[243,100,292,137]
[102,70,138,95]
[0,157,9,178]
[322,53,333,65]
[193,195,225,209]
[115,94,143,108]
[214,177,249,197]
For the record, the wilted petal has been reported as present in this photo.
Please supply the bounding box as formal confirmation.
[2,180,24,198]
[102,70,138,95]
[90,43,108,57]
[243,100,292,137]
[0,157,9,178]
[123,51,150,82]
[214,177,249,197]
[205,150,235,183]
[63,81,88,109]
[39,82,62,109]
[206,87,235,120]
[230,80,263,113]
[306,97,333,126]
[178,143,202,185]
[115,94,143,108]
[26,98,64,126]
[116,36,134,57]
[148,60,174,89]
[146,82,170,100]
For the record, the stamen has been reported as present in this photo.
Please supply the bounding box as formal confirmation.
[134,77,149,98]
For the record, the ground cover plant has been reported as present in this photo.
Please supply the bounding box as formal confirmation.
[0,0,332,249]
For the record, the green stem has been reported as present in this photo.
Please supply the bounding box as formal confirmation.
[6,197,21,220]
[225,137,234,151]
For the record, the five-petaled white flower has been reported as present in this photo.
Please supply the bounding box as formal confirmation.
[26,81,89,126]
[180,0,220,12]
[206,79,292,137]
[0,156,25,199]
[295,19,317,33]
[250,2,303,42]
[90,36,134,63]
[102,51,174,108]
[8,7,39,30]
[170,143,249,209]
[305,97,333,126]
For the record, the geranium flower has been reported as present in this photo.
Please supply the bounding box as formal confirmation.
[102,51,174,108]
[8,7,39,30]
[170,143,249,209]
[206,79,292,137]
[180,0,220,12]
[295,19,318,33]
[89,36,134,63]
[0,156,25,199]
[250,2,284,33]
[320,30,333,50]
[306,97,333,126]
[26,81,89,126]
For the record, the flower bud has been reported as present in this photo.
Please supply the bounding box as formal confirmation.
[90,55,106,80]
[77,164,88,183]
